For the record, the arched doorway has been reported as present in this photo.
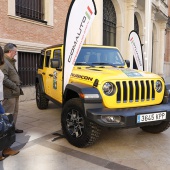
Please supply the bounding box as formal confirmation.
[134,14,139,34]
[103,0,117,46]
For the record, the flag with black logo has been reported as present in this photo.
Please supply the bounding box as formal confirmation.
[63,0,97,91]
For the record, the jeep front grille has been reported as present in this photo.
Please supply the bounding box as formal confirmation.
[116,80,155,103]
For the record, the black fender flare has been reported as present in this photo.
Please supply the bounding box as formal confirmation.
[64,82,102,103]
[64,83,103,115]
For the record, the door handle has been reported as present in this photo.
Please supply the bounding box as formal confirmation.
[49,74,53,77]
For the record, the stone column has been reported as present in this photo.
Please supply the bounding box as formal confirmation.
[167,29,170,62]
[151,10,158,74]
[86,0,103,45]
[148,10,156,72]
[158,22,167,76]
[44,0,54,26]
[144,0,152,72]
[126,0,137,68]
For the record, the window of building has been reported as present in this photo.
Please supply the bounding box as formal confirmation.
[15,0,47,24]
[103,0,117,46]
[8,0,54,26]
[18,52,40,86]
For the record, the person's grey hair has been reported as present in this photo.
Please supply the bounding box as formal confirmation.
[4,43,17,53]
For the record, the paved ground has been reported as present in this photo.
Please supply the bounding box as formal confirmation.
[0,100,170,170]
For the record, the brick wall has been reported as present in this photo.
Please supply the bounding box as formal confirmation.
[0,0,70,46]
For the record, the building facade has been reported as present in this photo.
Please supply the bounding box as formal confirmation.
[86,0,168,77]
[165,0,170,81]
[0,0,71,100]
[0,0,169,101]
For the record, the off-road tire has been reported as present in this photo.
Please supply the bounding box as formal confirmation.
[140,121,170,133]
[61,98,101,148]
[36,83,49,109]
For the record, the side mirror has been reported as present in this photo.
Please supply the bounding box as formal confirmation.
[125,60,130,68]
[51,59,61,70]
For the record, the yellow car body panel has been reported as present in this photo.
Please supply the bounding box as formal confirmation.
[39,44,165,109]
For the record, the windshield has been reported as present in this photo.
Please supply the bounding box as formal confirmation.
[75,47,125,67]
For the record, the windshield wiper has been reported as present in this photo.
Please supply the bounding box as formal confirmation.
[75,62,95,67]
[91,63,116,67]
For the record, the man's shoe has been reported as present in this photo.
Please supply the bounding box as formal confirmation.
[15,129,23,133]
[0,156,5,161]
[2,148,20,157]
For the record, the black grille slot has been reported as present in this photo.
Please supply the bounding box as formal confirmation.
[135,81,139,101]
[116,82,121,102]
[151,80,155,99]
[123,81,127,102]
[140,81,145,101]
[129,81,133,102]
[146,80,150,100]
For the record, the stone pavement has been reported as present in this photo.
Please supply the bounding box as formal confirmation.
[0,100,170,170]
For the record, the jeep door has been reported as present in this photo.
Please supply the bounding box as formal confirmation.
[43,50,53,97]
[48,48,63,103]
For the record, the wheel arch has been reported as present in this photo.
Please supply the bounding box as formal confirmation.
[63,83,102,105]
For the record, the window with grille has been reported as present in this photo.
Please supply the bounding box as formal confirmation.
[15,0,47,24]
[18,52,40,86]
[103,0,117,46]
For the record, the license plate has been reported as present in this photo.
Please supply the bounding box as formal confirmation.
[137,112,166,123]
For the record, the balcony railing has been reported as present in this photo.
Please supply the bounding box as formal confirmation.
[153,0,168,13]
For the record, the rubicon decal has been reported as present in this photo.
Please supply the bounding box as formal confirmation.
[71,73,93,81]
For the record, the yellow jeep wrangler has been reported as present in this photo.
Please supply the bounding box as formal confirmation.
[35,44,170,147]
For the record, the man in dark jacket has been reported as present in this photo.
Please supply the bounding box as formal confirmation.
[0,43,24,134]
[0,44,20,159]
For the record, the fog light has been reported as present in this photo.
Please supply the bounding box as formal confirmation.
[101,116,121,124]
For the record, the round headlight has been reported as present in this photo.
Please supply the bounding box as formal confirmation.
[155,80,162,93]
[102,82,115,96]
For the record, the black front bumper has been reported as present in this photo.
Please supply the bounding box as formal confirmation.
[86,102,170,128]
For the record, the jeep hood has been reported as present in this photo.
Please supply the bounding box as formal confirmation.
[71,66,162,84]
